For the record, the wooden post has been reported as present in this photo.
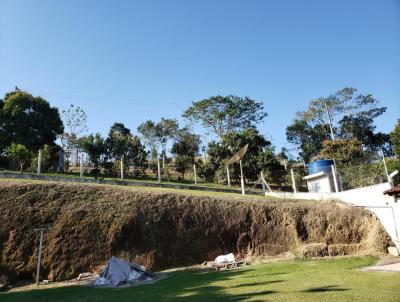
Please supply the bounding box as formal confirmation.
[37,149,42,175]
[239,160,245,195]
[34,228,46,285]
[193,164,197,185]
[120,156,124,180]
[290,168,297,193]
[80,154,84,179]
[260,171,266,192]
[331,165,339,193]
[283,159,287,170]
[226,166,231,187]
[157,157,161,183]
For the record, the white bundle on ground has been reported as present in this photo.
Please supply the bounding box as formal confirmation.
[94,256,152,287]
[215,253,235,264]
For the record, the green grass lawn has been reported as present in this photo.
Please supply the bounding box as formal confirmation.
[1,257,399,302]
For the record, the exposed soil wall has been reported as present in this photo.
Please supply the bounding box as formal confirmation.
[0,181,392,282]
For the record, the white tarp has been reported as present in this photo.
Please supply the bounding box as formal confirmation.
[215,253,235,264]
[95,256,152,287]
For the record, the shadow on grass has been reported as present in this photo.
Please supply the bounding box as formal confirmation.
[0,268,280,302]
[302,285,349,293]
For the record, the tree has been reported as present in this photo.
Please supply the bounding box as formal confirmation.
[286,119,330,162]
[106,123,148,174]
[287,87,388,160]
[390,119,400,157]
[206,128,282,182]
[171,129,201,178]
[0,90,64,152]
[137,120,161,160]
[6,143,32,173]
[183,95,268,138]
[320,139,365,164]
[156,118,179,166]
[81,133,107,170]
[59,104,88,148]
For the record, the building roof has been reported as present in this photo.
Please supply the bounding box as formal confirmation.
[383,186,400,196]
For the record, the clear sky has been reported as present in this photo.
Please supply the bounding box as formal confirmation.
[1,0,399,155]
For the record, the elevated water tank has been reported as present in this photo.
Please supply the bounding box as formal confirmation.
[307,159,334,175]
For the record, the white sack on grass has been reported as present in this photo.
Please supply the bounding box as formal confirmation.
[215,253,235,264]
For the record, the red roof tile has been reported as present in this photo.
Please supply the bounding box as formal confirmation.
[383,186,400,196]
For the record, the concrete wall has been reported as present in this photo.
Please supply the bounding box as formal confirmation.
[266,183,400,251]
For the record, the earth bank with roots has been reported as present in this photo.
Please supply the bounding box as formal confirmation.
[0,181,392,282]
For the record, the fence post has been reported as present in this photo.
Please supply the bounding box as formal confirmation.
[157,157,161,183]
[290,168,297,193]
[80,154,84,179]
[226,167,231,187]
[239,160,245,195]
[120,156,124,180]
[193,164,197,185]
[37,149,42,175]
[331,164,339,193]
[260,171,266,192]
[34,228,46,285]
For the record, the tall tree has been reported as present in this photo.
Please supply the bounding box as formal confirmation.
[137,120,160,159]
[183,95,267,138]
[156,118,179,165]
[59,104,88,148]
[287,87,388,160]
[0,90,63,151]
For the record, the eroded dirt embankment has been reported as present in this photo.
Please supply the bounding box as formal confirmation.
[0,181,392,282]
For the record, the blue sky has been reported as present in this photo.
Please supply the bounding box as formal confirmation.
[1,0,399,155]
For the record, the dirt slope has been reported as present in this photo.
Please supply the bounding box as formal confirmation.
[0,181,392,281]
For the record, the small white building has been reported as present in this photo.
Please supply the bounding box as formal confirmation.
[303,171,336,193]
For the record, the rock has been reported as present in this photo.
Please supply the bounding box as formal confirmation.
[77,272,93,280]
[388,247,399,257]
[42,280,49,284]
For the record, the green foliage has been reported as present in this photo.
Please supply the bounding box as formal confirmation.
[30,144,51,172]
[0,90,63,152]
[320,139,365,164]
[171,129,201,178]
[183,95,267,138]
[6,143,32,172]
[106,123,148,171]
[390,119,400,157]
[207,128,282,182]
[287,87,388,160]
[137,120,161,159]
[81,133,107,169]
[286,119,330,161]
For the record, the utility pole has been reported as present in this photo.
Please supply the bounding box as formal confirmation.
[324,102,335,141]
[34,228,46,285]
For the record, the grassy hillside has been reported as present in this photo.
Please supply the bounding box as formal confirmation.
[0,180,392,282]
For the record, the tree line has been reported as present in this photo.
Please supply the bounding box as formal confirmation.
[0,87,399,185]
